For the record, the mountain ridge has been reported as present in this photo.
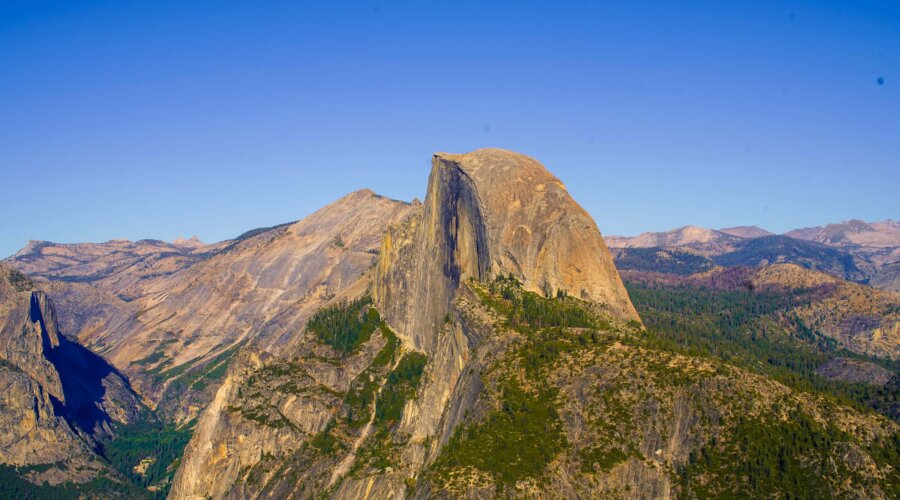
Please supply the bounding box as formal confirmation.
[606,219,899,292]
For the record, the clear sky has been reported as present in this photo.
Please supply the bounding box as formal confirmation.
[1,1,898,258]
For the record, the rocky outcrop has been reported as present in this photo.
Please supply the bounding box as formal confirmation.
[786,219,900,250]
[6,149,896,498]
[623,263,900,360]
[0,265,143,485]
[168,149,896,499]
[751,264,900,359]
[0,290,142,437]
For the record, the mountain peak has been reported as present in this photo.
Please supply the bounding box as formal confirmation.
[434,148,569,192]
[719,225,774,238]
[345,188,377,198]
[172,236,204,248]
[786,218,899,248]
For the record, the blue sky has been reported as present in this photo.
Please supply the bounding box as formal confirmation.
[1,1,898,257]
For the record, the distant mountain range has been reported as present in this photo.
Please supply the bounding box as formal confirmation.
[606,219,899,292]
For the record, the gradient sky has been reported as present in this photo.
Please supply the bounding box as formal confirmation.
[1,1,898,258]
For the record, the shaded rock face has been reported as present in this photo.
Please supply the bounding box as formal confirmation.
[375,149,639,351]
[0,266,143,483]
[0,290,142,439]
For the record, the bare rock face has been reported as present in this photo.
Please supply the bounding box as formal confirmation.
[5,238,224,301]
[718,225,774,238]
[7,150,893,498]
[78,190,416,423]
[375,149,639,351]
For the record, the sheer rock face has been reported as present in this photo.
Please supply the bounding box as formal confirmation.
[374,149,639,351]
[0,290,142,436]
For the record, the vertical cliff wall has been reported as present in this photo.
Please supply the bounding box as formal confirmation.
[374,148,639,351]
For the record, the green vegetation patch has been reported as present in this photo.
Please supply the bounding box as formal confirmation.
[349,427,403,474]
[478,274,598,331]
[0,465,143,499]
[234,358,319,429]
[1,416,195,498]
[345,351,428,475]
[308,297,380,353]
[132,349,168,367]
[102,417,196,495]
[342,326,400,428]
[475,275,620,378]
[578,446,629,473]
[0,358,23,373]
[154,340,245,396]
[627,282,900,420]
[433,380,568,487]
[237,405,297,429]
[375,351,427,424]
[310,420,343,455]
[677,409,850,498]
[516,326,615,379]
